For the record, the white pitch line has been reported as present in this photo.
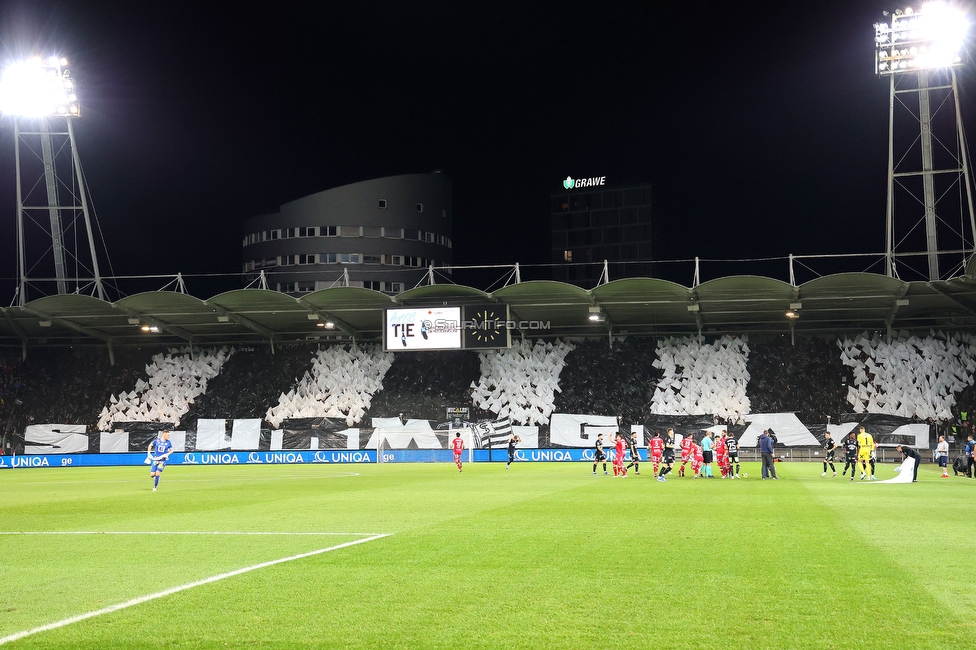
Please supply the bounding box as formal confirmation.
[0,531,381,536]
[0,533,390,646]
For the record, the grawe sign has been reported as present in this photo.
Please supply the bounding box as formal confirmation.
[562,176,606,189]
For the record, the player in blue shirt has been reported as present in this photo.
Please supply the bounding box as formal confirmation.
[148,430,173,492]
[700,431,714,478]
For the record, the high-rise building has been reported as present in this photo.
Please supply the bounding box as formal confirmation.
[242,173,452,295]
[550,178,652,286]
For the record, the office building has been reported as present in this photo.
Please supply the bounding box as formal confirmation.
[551,178,652,285]
[242,173,452,295]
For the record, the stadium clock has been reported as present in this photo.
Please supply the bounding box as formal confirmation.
[462,304,511,349]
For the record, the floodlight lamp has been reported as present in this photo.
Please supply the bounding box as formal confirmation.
[785,310,799,319]
[876,3,970,75]
[140,325,151,332]
[324,321,335,329]
[0,56,80,117]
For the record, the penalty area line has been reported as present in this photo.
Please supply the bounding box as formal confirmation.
[0,533,391,646]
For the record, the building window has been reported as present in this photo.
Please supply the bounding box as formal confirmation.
[388,282,403,293]
[322,253,337,263]
[383,227,402,238]
[416,203,424,213]
[242,237,248,248]
[322,226,337,237]
[339,226,361,237]
[363,254,382,264]
[363,226,382,238]
[269,229,280,240]
[563,250,573,262]
[421,231,435,243]
[338,253,361,264]
[378,199,388,209]
[383,254,404,266]
[441,208,447,219]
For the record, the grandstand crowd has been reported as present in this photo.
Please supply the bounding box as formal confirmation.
[1,333,975,455]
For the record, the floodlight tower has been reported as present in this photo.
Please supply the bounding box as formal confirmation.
[875,3,976,280]
[0,56,105,305]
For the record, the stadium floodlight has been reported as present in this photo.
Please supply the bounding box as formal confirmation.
[875,3,970,75]
[0,56,80,117]
[877,3,976,282]
[0,53,106,306]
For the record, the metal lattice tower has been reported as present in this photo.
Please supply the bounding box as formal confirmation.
[1,57,105,305]
[875,5,976,281]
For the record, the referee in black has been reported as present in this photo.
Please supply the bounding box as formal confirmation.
[896,444,921,482]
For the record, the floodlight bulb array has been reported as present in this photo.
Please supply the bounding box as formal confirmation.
[0,56,80,117]
[874,2,969,75]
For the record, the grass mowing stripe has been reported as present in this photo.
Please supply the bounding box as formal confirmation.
[800,462,976,631]
[0,533,390,647]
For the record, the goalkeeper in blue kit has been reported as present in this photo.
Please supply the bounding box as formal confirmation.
[148,430,173,492]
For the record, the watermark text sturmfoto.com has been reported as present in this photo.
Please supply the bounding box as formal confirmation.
[427,319,551,332]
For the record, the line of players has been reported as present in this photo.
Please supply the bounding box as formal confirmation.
[592,428,743,481]
[821,426,882,481]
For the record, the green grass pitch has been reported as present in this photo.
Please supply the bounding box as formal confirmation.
[1,459,974,648]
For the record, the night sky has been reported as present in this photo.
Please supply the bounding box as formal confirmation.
[0,0,973,299]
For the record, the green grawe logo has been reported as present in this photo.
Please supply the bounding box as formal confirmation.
[562,176,575,189]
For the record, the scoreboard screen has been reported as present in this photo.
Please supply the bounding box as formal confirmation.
[384,307,462,350]
[383,304,512,351]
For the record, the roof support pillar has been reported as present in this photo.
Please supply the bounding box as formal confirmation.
[3,309,29,360]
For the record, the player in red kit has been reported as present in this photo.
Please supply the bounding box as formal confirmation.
[649,430,664,475]
[715,432,729,478]
[451,432,464,472]
[678,432,693,477]
[692,442,704,478]
[613,433,627,477]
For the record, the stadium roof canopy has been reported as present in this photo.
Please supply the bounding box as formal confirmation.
[2,272,976,356]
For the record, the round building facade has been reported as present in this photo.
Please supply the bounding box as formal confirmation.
[242,172,453,294]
